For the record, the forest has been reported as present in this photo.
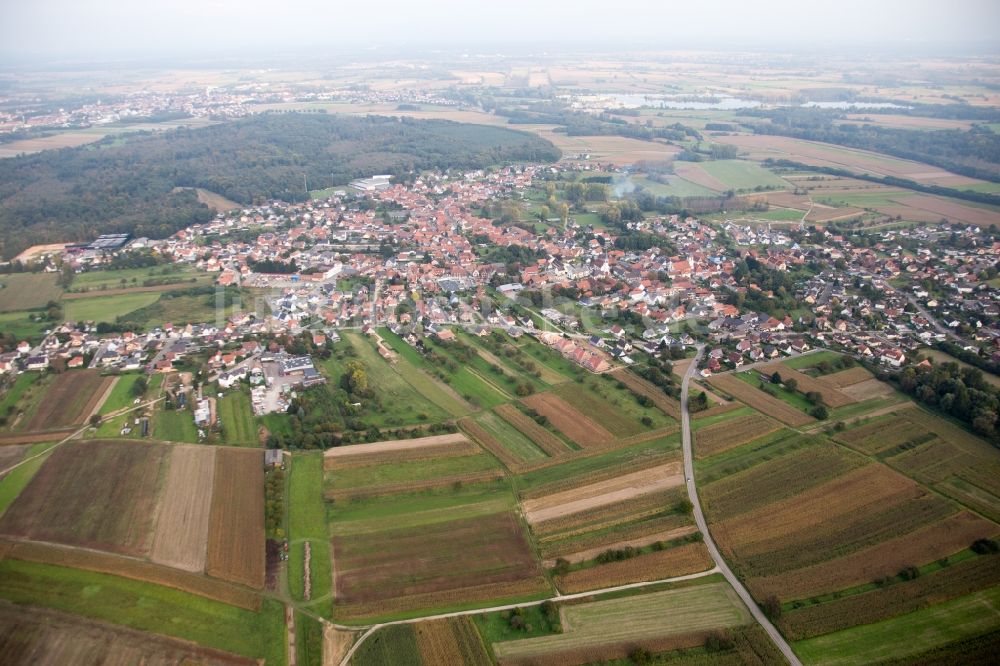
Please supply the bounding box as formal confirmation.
[0,112,560,259]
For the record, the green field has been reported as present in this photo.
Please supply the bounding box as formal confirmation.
[696,160,791,191]
[631,174,718,198]
[0,442,58,517]
[64,292,161,322]
[69,265,207,293]
[0,310,51,340]
[374,332,472,418]
[217,391,258,446]
[734,370,814,412]
[0,559,286,665]
[97,374,145,414]
[295,611,323,666]
[793,586,1000,666]
[351,624,420,665]
[343,332,453,426]
[0,273,63,312]
[327,451,499,491]
[153,407,200,443]
[288,454,333,611]
[492,583,750,659]
[783,351,844,370]
[473,410,548,462]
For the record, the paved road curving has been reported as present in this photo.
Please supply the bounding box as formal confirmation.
[681,345,802,666]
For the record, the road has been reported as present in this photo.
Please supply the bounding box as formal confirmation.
[901,291,962,343]
[680,345,802,666]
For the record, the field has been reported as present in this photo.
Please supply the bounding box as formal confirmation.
[96,373,145,414]
[351,624,420,664]
[611,369,682,419]
[494,403,572,457]
[154,407,201,443]
[23,369,114,431]
[0,273,63,312]
[694,411,781,459]
[551,378,675,437]
[793,586,1000,666]
[521,392,614,448]
[0,440,166,556]
[63,291,162,323]
[492,583,749,662]
[676,159,790,192]
[758,362,855,408]
[288,453,332,606]
[708,374,815,427]
[0,600,256,666]
[217,391,258,446]
[0,559,284,665]
[149,445,216,572]
[69,265,209,294]
[555,542,714,593]
[413,617,490,665]
[0,442,58,516]
[206,448,265,589]
[460,411,549,470]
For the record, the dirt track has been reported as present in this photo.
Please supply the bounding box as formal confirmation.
[323,433,468,458]
[524,462,683,524]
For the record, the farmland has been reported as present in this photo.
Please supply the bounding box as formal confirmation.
[217,390,258,446]
[555,542,714,593]
[460,411,549,470]
[0,440,167,556]
[63,292,162,323]
[0,272,63,312]
[694,411,781,459]
[521,392,614,448]
[288,453,332,606]
[676,159,791,192]
[0,559,284,665]
[758,362,855,408]
[22,369,114,431]
[708,374,815,427]
[494,403,571,457]
[206,448,265,589]
[149,445,216,572]
[492,583,749,662]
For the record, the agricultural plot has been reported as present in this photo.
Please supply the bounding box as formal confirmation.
[551,378,675,437]
[0,272,63,312]
[460,411,548,470]
[150,445,216,572]
[708,374,815,427]
[288,453,332,605]
[0,442,58,517]
[494,403,571,457]
[555,542,714,594]
[344,332,455,425]
[492,583,749,663]
[69,265,208,293]
[758,362,855,408]
[793,585,1000,666]
[154,407,201,443]
[610,369,682,419]
[217,391,258,446]
[694,411,781,459]
[0,440,166,556]
[0,600,257,666]
[351,624,420,665]
[413,617,490,666]
[679,159,791,192]
[206,448,265,589]
[63,292,162,323]
[821,366,874,387]
[521,392,614,448]
[96,373,146,414]
[23,370,115,431]
[0,559,284,665]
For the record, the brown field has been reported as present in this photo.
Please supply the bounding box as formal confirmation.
[150,445,216,572]
[0,132,104,158]
[0,601,256,666]
[841,378,896,401]
[414,617,489,666]
[548,525,699,566]
[11,243,71,263]
[611,369,682,419]
[707,374,815,427]
[748,511,1000,601]
[496,633,711,666]
[206,448,265,589]
[520,124,680,165]
[2,540,260,610]
[674,161,728,191]
[459,417,525,471]
[333,512,548,618]
[534,489,689,543]
[324,469,504,501]
[325,438,478,471]
[0,440,166,556]
[172,186,241,212]
[521,393,615,448]
[495,404,570,457]
[713,464,918,555]
[555,542,713,593]
[842,114,974,131]
[804,203,866,223]
[323,432,468,461]
[760,363,855,408]
[524,462,683,524]
[822,366,874,387]
[695,412,781,459]
[719,134,982,187]
[24,370,115,431]
[519,448,681,501]
[691,401,743,421]
[0,443,32,471]
[892,194,1000,228]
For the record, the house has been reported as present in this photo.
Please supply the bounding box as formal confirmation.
[16,341,31,355]
[264,449,284,468]
[67,356,85,369]
[25,355,48,371]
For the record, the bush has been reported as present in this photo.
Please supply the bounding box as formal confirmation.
[761,595,782,620]
[898,565,920,581]
[810,404,829,420]
[972,538,1000,554]
[705,629,735,652]
[628,647,652,665]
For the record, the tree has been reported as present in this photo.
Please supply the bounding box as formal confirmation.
[762,595,782,620]
[784,377,798,392]
[770,371,782,384]
[89,414,102,426]
[810,404,829,420]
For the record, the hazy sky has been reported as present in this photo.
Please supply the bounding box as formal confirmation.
[2,0,999,61]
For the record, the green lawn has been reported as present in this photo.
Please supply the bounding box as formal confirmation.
[374,332,471,418]
[793,586,1000,666]
[64,292,162,323]
[217,391,258,446]
[154,407,200,443]
[288,453,332,610]
[327,452,499,491]
[98,374,145,414]
[632,175,718,198]
[0,373,44,421]
[783,351,844,370]
[752,208,806,221]
[735,370,814,412]
[0,559,286,665]
[0,310,51,340]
